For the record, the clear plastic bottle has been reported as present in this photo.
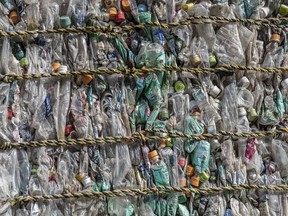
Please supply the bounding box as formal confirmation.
[71,0,87,27]
[148,150,170,186]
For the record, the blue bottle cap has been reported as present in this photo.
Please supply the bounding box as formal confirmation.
[138,4,148,13]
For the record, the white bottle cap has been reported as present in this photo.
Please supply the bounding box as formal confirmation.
[209,85,221,98]
[238,77,250,88]
[58,65,68,73]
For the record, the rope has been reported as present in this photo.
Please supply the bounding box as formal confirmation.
[0,26,119,37]
[2,128,287,151]
[6,184,288,206]
[2,65,288,83]
[1,16,288,37]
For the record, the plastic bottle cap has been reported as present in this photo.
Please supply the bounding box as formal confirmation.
[190,54,202,67]
[108,7,118,21]
[139,12,151,23]
[82,176,92,187]
[138,4,148,13]
[8,108,14,120]
[238,76,250,88]
[165,138,172,147]
[82,74,93,85]
[190,176,200,187]
[52,62,61,72]
[58,65,68,73]
[8,26,14,32]
[209,85,221,98]
[60,16,71,28]
[178,157,186,169]
[278,4,288,16]
[248,108,258,122]
[20,57,29,68]
[260,7,270,18]
[121,0,131,12]
[174,80,185,92]
[186,165,194,176]
[199,171,210,182]
[158,109,169,120]
[209,54,217,67]
[31,168,38,175]
[148,150,158,160]
[65,125,74,136]
[76,173,84,182]
[9,10,20,24]
[57,65,68,74]
[270,34,280,43]
[116,11,126,24]
[182,3,194,12]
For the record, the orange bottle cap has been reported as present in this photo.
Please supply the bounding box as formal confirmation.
[180,178,187,187]
[121,0,131,12]
[52,62,61,72]
[186,165,194,176]
[148,150,158,160]
[190,176,200,187]
[108,7,118,21]
[9,10,20,24]
[82,74,93,85]
[270,34,280,43]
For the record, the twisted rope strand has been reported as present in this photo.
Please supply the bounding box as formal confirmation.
[1,16,288,37]
[1,128,287,151]
[6,184,288,206]
[2,65,288,83]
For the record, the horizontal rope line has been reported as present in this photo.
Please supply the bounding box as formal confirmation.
[0,16,288,37]
[0,26,120,37]
[6,184,288,206]
[2,65,288,83]
[1,128,287,151]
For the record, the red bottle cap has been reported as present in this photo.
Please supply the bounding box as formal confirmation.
[65,125,75,136]
[8,108,14,120]
[116,11,125,24]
